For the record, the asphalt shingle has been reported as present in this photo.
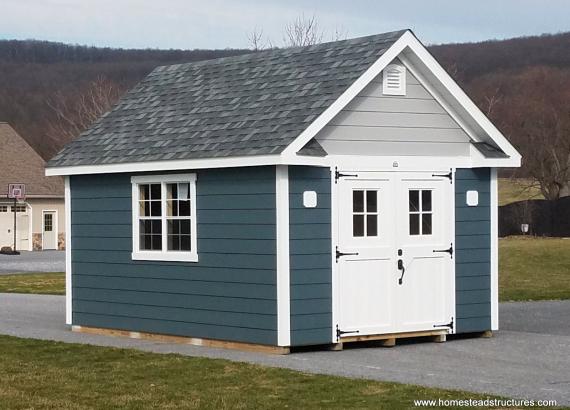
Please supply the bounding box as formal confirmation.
[47,30,407,168]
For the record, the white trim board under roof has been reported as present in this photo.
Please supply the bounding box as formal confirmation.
[46,30,520,177]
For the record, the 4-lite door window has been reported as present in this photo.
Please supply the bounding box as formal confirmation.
[352,189,379,237]
[131,174,197,262]
[409,189,432,236]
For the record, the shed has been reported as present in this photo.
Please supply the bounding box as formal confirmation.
[46,30,521,352]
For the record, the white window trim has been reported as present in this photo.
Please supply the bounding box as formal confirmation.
[382,63,406,96]
[131,174,198,262]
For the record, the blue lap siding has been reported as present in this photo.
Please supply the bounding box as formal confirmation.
[455,168,492,333]
[71,167,278,345]
[288,166,333,346]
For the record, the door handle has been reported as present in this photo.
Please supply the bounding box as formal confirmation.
[397,259,406,285]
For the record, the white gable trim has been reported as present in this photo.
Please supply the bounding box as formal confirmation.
[283,31,520,167]
[282,32,413,157]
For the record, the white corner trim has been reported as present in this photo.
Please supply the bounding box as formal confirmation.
[490,168,499,330]
[276,165,291,346]
[282,32,413,157]
[27,202,33,251]
[131,173,198,262]
[64,176,72,325]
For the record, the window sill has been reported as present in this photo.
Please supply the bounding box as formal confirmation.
[131,251,199,263]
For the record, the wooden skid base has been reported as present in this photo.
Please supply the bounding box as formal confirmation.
[72,325,290,355]
[340,329,448,346]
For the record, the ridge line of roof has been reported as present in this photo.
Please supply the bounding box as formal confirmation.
[152,29,410,73]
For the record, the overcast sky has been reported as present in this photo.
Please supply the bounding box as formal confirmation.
[1,0,569,49]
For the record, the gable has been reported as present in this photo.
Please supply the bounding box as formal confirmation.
[0,123,63,196]
[314,58,472,157]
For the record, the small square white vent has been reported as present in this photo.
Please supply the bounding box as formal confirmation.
[382,64,406,96]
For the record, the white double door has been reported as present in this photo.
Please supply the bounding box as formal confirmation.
[336,171,454,336]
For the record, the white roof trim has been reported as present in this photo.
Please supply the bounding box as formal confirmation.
[283,30,521,167]
[45,154,328,176]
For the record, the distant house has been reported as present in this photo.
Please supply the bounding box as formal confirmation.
[47,30,520,351]
[0,122,65,251]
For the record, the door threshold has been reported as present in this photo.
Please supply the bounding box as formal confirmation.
[340,329,447,344]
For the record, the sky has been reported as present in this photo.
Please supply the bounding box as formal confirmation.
[1,0,570,49]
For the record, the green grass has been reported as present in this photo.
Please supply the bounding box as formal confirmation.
[0,335,512,409]
[500,237,570,301]
[498,178,544,206]
[0,272,64,295]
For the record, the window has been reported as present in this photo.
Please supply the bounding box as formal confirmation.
[409,189,432,236]
[131,174,197,262]
[12,205,27,213]
[382,63,406,96]
[0,205,8,212]
[352,190,379,237]
[44,213,53,232]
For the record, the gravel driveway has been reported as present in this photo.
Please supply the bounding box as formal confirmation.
[0,251,65,274]
[0,294,568,405]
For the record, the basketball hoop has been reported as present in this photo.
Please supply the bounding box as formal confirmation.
[8,183,26,201]
[6,183,26,255]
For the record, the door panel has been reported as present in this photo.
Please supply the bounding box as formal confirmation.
[396,176,454,332]
[337,177,395,335]
[339,258,393,333]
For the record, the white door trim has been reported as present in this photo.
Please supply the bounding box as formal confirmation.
[41,210,58,250]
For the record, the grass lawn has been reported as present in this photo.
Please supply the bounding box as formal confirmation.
[500,236,570,301]
[0,335,509,409]
[498,178,543,206]
[0,272,64,295]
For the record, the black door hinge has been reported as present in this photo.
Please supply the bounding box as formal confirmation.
[336,246,359,262]
[434,317,454,330]
[334,167,358,183]
[433,243,453,259]
[336,324,359,340]
[432,169,453,183]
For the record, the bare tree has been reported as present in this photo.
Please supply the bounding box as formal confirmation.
[247,27,266,51]
[483,87,502,116]
[332,26,349,42]
[283,14,323,47]
[46,76,124,144]
[493,67,570,199]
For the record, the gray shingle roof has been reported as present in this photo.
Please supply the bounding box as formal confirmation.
[47,30,407,168]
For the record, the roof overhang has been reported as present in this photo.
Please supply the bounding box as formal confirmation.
[46,30,520,177]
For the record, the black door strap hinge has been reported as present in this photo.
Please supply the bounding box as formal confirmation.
[336,324,359,340]
[336,246,359,262]
[432,169,453,183]
[434,317,454,330]
[334,167,358,183]
[433,243,453,259]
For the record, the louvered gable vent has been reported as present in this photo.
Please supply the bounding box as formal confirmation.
[382,63,406,96]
